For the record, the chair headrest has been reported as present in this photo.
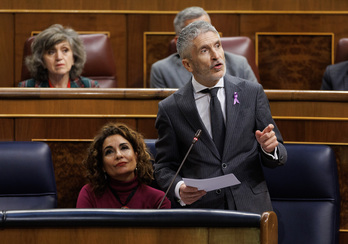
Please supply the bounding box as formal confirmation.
[263,144,339,199]
[335,38,348,63]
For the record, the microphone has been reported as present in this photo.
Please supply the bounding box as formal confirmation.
[157,129,202,209]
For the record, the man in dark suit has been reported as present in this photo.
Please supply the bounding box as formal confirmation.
[150,6,257,88]
[321,61,348,90]
[154,21,287,214]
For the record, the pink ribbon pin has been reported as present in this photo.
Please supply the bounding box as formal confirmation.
[233,92,240,105]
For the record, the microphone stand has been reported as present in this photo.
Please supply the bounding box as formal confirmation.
[157,129,202,209]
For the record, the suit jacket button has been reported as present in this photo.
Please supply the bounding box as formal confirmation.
[222,163,227,169]
[216,189,222,194]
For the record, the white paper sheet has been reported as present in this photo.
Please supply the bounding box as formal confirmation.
[183,173,241,192]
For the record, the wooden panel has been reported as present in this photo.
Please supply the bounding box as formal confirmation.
[14,13,127,87]
[275,119,348,143]
[0,226,260,244]
[209,14,240,37]
[256,33,333,89]
[15,118,136,141]
[340,232,348,244]
[0,14,14,87]
[46,141,90,208]
[209,228,260,244]
[0,118,14,141]
[2,0,348,11]
[333,146,348,230]
[240,13,348,55]
[137,118,158,139]
[269,100,348,118]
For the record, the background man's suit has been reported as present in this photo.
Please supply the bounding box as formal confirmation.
[321,60,348,90]
[150,52,258,88]
[154,74,287,214]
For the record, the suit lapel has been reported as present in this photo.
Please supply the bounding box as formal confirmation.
[175,81,220,159]
[223,77,242,158]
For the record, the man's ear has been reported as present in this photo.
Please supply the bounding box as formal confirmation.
[174,36,178,45]
[182,58,193,73]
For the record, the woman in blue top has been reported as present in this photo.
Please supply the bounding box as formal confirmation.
[18,24,99,88]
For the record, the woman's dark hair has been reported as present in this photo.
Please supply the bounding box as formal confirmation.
[84,122,154,197]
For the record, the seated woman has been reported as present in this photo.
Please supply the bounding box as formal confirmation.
[76,123,171,209]
[18,24,99,88]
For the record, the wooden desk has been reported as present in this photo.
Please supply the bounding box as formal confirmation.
[0,88,347,242]
[0,209,278,244]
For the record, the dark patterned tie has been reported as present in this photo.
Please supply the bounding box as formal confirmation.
[202,87,225,156]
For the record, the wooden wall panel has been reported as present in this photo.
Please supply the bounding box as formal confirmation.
[240,14,348,51]
[0,226,261,244]
[14,13,127,87]
[334,146,348,231]
[0,14,14,87]
[275,120,348,143]
[0,119,14,140]
[46,141,89,208]
[257,34,332,89]
[2,0,348,11]
[14,118,137,141]
[137,118,158,139]
[209,14,240,37]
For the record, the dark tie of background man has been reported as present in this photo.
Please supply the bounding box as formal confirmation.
[201,87,225,156]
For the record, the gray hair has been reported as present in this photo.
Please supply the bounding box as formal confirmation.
[176,21,220,60]
[25,24,86,81]
[173,7,211,36]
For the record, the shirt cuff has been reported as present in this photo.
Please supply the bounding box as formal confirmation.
[261,146,278,160]
[175,180,186,206]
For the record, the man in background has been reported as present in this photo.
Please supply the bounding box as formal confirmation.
[150,6,258,88]
[321,61,348,90]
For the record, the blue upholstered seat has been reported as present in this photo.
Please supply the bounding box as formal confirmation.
[0,141,57,210]
[263,144,340,244]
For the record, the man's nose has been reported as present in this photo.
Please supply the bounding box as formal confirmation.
[211,48,220,60]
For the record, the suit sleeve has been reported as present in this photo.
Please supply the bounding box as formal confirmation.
[255,85,287,168]
[321,66,333,90]
[150,62,166,88]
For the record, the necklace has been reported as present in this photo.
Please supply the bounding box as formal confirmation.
[109,185,138,209]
